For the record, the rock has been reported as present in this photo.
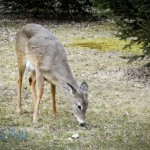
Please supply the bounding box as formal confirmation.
[134,83,143,88]
[72,133,79,139]
[67,137,73,142]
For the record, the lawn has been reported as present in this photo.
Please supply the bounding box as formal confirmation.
[0,20,150,150]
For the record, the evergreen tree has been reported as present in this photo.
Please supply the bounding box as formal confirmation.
[92,0,150,62]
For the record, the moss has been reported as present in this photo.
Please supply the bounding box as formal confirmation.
[68,38,141,54]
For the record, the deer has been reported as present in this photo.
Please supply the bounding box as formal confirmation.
[15,23,88,127]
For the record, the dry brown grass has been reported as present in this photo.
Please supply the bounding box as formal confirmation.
[0,20,150,150]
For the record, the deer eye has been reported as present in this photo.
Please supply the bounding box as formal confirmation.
[77,105,82,110]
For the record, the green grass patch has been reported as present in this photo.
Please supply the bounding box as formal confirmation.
[69,38,141,54]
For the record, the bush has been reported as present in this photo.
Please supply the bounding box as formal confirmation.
[0,0,93,20]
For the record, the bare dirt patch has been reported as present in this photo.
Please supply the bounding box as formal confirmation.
[125,65,150,84]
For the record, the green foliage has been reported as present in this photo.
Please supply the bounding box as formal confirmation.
[91,0,150,62]
[0,0,93,19]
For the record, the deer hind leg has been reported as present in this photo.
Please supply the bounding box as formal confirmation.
[33,70,44,123]
[51,83,57,117]
[17,61,25,114]
[29,71,36,106]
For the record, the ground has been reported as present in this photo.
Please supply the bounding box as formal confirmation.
[0,20,150,150]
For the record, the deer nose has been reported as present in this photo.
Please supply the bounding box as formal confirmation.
[80,122,86,127]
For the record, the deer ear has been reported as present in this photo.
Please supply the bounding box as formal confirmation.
[80,82,88,93]
[67,83,77,95]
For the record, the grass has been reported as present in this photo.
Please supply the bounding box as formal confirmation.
[68,38,141,54]
[0,21,150,150]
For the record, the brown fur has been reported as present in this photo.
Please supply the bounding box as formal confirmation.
[15,24,88,125]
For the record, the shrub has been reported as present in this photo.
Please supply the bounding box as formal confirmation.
[0,0,92,19]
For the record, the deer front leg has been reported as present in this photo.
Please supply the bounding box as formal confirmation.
[51,83,57,117]
[33,70,44,123]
